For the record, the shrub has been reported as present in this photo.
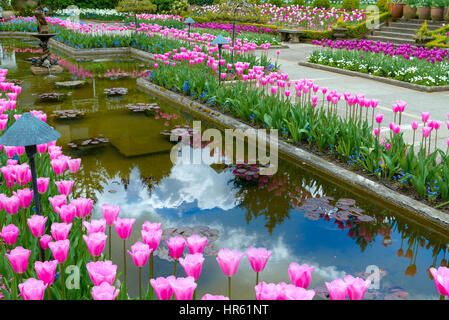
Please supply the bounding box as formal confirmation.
[269,0,285,6]
[342,0,359,9]
[377,0,388,11]
[312,0,330,9]
[188,0,213,4]
[172,0,189,14]
[0,0,12,10]
[291,0,305,6]
[44,0,120,9]
[116,0,156,13]
[152,0,172,12]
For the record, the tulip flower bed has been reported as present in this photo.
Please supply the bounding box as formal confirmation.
[54,8,131,21]
[309,40,449,86]
[192,4,369,31]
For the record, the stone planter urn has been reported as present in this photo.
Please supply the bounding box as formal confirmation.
[391,3,404,18]
[431,7,444,21]
[403,5,417,19]
[418,6,431,19]
[444,7,449,21]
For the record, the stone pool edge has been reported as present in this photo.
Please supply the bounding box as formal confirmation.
[136,77,449,231]
[298,61,449,93]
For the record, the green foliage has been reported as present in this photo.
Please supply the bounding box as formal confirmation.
[171,0,189,14]
[188,0,213,4]
[44,0,120,9]
[268,0,285,7]
[291,0,305,5]
[152,0,172,12]
[345,11,390,37]
[116,0,156,13]
[377,0,389,11]
[418,0,432,6]
[0,0,12,10]
[405,0,419,7]
[430,0,446,7]
[312,0,330,9]
[342,0,359,9]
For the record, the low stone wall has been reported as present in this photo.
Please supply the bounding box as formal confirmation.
[299,61,449,93]
[136,77,449,235]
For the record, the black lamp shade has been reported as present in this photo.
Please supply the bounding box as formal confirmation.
[0,112,61,147]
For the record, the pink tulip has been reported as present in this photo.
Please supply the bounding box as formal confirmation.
[4,195,20,215]
[92,282,120,300]
[27,215,47,238]
[429,267,449,297]
[128,241,152,267]
[166,236,186,260]
[50,159,66,175]
[84,232,107,257]
[102,204,120,226]
[373,128,380,136]
[255,282,280,300]
[18,278,47,300]
[49,239,70,263]
[55,180,74,196]
[270,86,278,95]
[58,204,77,223]
[325,278,348,300]
[34,260,58,285]
[36,143,47,154]
[1,224,19,245]
[201,294,229,300]
[83,219,106,234]
[288,262,314,289]
[179,253,204,280]
[141,221,162,231]
[71,197,93,219]
[86,260,117,286]
[39,234,52,249]
[6,246,31,274]
[344,275,370,300]
[421,112,430,123]
[141,228,162,252]
[422,127,432,138]
[51,222,72,241]
[37,177,50,194]
[186,234,208,254]
[150,277,174,300]
[277,283,315,300]
[216,248,245,277]
[114,217,135,240]
[48,195,67,212]
[16,188,33,209]
[246,247,272,273]
[67,158,81,173]
[167,276,197,300]
[375,114,383,124]
[411,121,419,130]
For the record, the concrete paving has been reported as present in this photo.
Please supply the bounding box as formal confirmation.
[255,43,449,151]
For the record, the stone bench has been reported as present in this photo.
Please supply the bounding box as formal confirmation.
[278,29,306,43]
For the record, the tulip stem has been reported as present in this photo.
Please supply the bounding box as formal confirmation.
[108,225,111,260]
[47,285,51,300]
[228,277,231,300]
[139,267,142,300]
[440,295,446,300]
[123,239,127,287]
[60,263,65,300]
[22,208,28,246]
[256,272,259,286]
[174,259,177,277]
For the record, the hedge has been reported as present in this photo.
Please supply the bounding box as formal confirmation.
[344,11,391,38]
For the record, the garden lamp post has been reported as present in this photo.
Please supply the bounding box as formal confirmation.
[184,17,195,36]
[0,113,61,261]
[212,35,229,86]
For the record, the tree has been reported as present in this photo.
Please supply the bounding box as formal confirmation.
[116,0,157,29]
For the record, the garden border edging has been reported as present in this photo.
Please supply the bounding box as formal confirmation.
[136,77,449,234]
[298,61,449,93]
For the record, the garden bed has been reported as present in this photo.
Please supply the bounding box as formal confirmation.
[298,61,449,92]
[136,77,449,232]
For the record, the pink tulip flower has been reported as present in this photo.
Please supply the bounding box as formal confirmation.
[86,260,117,286]
[128,241,152,267]
[67,158,81,173]
[58,204,77,223]
[6,246,31,274]
[255,282,280,300]
[4,195,20,215]
[37,177,50,194]
[246,247,272,273]
[92,282,120,300]
[39,234,52,249]
[102,204,120,226]
[421,112,430,123]
[83,219,106,234]
[114,217,136,240]
[344,275,371,300]
[325,278,348,300]
[288,262,314,289]
[48,239,70,263]
[1,224,19,245]
[16,188,33,208]
[84,232,107,257]
[34,260,58,286]
[186,234,208,254]
[55,180,74,196]
[142,228,162,252]
[51,222,72,241]
[201,294,229,300]
[166,236,186,260]
[429,267,449,297]
[167,276,197,300]
[411,121,419,130]
[48,195,67,212]
[277,283,315,300]
[216,248,245,277]
[141,221,162,231]
[18,278,47,300]
[27,215,47,238]
[150,277,174,300]
[375,114,383,124]
[179,253,204,280]
[71,197,93,219]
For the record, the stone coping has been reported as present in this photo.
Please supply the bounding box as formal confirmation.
[299,61,449,93]
[136,77,449,237]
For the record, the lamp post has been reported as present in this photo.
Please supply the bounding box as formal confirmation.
[184,17,195,37]
[212,35,229,86]
[0,113,61,261]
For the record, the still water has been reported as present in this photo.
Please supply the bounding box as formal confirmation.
[2,38,448,300]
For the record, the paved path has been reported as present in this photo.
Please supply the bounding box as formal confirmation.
[255,43,449,151]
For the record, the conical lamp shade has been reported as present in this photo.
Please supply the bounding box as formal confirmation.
[212,35,229,45]
[184,17,195,24]
[0,112,61,147]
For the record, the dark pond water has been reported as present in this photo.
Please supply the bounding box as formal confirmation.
[1,38,448,300]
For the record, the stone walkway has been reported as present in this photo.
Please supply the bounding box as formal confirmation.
[255,43,449,151]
